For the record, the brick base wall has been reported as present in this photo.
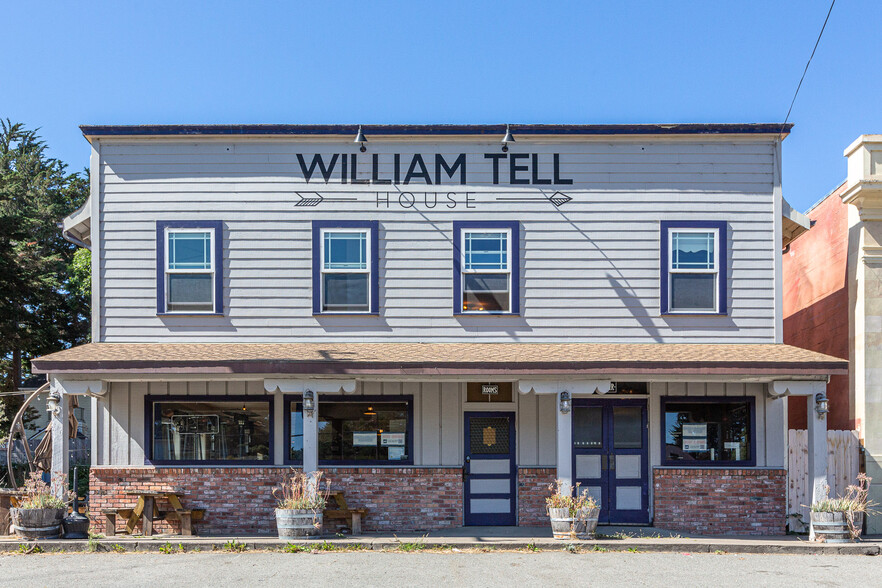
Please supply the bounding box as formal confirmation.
[518,468,556,526]
[90,466,462,536]
[653,468,786,535]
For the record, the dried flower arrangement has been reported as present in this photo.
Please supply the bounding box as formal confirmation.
[810,473,874,539]
[546,479,598,515]
[17,472,72,510]
[273,470,331,511]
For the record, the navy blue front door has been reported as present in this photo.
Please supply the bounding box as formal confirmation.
[572,399,649,524]
[463,412,516,526]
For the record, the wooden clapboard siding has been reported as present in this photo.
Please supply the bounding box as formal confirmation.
[95,138,777,343]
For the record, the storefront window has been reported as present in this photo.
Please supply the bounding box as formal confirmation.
[662,398,753,465]
[310,397,412,464]
[149,397,271,464]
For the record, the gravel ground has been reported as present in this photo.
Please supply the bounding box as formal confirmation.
[0,551,878,587]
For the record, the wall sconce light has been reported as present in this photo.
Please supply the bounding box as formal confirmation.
[559,390,571,414]
[46,390,61,418]
[814,393,829,418]
[303,390,315,418]
[501,124,514,152]
[354,125,367,152]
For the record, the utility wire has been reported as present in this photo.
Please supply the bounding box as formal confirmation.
[780,0,836,137]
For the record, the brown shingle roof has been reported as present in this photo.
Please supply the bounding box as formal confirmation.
[31,342,846,377]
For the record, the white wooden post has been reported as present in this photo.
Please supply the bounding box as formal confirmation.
[303,391,318,475]
[556,392,573,494]
[807,389,828,540]
[49,379,69,498]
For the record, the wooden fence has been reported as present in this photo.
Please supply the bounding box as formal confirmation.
[787,429,861,532]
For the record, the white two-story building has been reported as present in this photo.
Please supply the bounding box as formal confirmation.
[34,123,845,535]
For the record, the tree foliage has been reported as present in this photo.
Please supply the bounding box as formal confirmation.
[0,120,90,432]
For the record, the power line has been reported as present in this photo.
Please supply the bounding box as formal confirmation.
[780,0,836,136]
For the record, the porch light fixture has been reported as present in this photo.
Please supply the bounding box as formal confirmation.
[364,406,376,416]
[501,124,514,152]
[303,390,315,417]
[815,393,829,418]
[559,390,571,415]
[354,125,367,152]
[46,390,61,417]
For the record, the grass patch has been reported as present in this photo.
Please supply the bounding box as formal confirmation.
[111,544,126,553]
[17,544,43,555]
[312,540,337,552]
[283,543,309,553]
[223,540,247,553]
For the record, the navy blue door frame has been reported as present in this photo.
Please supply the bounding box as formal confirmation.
[463,412,517,526]
[572,399,649,525]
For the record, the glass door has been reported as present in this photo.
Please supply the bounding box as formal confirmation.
[572,399,649,524]
[463,412,516,526]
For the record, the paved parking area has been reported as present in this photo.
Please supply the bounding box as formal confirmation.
[1,551,879,587]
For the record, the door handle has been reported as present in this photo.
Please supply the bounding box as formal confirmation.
[601,454,607,471]
[609,454,616,471]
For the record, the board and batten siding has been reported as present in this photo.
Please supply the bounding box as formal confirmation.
[95,380,557,468]
[96,138,777,343]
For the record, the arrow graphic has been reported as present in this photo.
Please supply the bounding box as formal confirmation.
[494,191,573,207]
[295,192,359,207]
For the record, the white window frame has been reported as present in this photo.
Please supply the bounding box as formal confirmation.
[460,228,512,314]
[320,227,371,314]
[164,227,215,314]
[667,227,719,314]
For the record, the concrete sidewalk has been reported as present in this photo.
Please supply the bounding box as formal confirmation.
[1,526,881,555]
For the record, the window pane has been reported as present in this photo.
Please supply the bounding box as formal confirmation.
[671,273,715,311]
[290,402,303,462]
[465,232,507,270]
[462,273,510,312]
[613,406,643,449]
[672,232,714,270]
[573,406,603,448]
[323,273,369,311]
[468,416,510,455]
[168,232,211,270]
[152,400,271,462]
[324,231,367,270]
[664,401,751,463]
[317,401,410,462]
[167,274,213,311]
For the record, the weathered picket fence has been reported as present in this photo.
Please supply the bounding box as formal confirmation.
[787,429,861,533]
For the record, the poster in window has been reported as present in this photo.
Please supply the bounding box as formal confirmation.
[682,424,707,438]
[381,432,405,446]
[352,432,377,447]
[387,446,405,460]
[682,439,708,452]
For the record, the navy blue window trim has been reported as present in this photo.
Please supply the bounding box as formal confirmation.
[659,396,756,467]
[156,220,224,315]
[453,221,520,315]
[311,220,380,315]
[144,394,273,466]
[659,220,727,315]
[287,394,414,466]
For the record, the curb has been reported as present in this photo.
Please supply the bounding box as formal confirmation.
[0,538,879,556]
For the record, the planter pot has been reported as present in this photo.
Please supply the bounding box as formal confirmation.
[810,510,865,543]
[276,508,322,539]
[573,506,600,540]
[10,507,65,540]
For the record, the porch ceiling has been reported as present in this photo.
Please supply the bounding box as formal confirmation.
[31,342,847,377]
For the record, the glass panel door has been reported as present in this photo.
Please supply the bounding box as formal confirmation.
[464,412,516,526]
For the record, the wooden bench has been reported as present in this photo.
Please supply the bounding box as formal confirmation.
[324,491,368,535]
[102,507,204,536]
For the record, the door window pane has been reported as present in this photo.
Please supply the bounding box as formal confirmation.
[613,406,643,449]
[316,400,410,462]
[664,400,752,463]
[152,399,271,462]
[289,402,303,462]
[573,406,603,448]
[469,417,510,454]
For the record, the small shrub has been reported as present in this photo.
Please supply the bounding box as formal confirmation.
[526,541,539,552]
[223,540,247,553]
[159,542,177,554]
[546,479,598,516]
[17,472,72,510]
[111,544,126,553]
[87,537,99,552]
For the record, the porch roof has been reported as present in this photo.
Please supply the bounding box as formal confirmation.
[31,342,847,377]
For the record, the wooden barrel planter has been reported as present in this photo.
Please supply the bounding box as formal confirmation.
[572,507,600,540]
[10,507,65,540]
[810,511,864,543]
[276,509,322,539]
[549,507,574,539]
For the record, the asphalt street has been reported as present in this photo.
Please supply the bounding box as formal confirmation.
[0,551,877,587]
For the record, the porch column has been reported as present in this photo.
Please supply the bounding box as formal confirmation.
[49,379,69,497]
[264,378,357,474]
[556,393,573,493]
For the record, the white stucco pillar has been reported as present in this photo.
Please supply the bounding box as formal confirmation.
[556,392,573,494]
[303,391,319,475]
[49,379,69,498]
[807,390,828,540]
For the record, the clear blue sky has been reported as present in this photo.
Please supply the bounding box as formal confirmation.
[4,1,878,212]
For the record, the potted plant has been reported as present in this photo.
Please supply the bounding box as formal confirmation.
[273,470,330,539]
[546,479,600,540]
[810,473,873,542]
[10,472,71,540]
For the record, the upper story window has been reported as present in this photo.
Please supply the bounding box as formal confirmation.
[156,221,223,315]
[312,221,379,315]
[453,221,520,314]
[660,221,727,315]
